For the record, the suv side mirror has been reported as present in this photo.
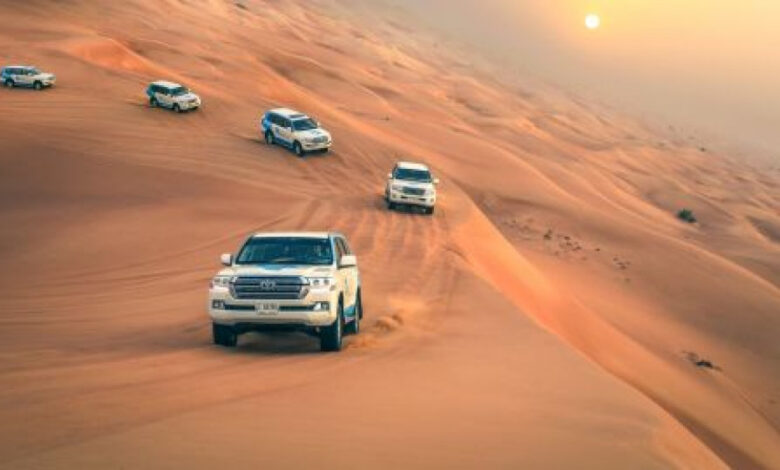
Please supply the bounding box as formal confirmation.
[339,254,357,268]
[220,253,233,266]
[387,173,393,179]
[433,178,440,185]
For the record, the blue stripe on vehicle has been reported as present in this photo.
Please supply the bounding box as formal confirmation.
[344,303,357,318]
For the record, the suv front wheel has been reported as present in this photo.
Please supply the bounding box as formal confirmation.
[213,323,237,347]
[4,79,14,88]
[345,292,362,335]
[293,141,305,158]
[265,130,275,145]
[320,301,344,352]
[33,81,43,91]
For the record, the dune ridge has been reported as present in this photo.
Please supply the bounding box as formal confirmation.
[0,0,778,468]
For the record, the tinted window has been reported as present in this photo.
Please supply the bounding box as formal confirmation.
[269,114,282,126]
[292,118,318,131]
[394,168,432,182]
[334,238,345,260]
[280,118,291,128]
[236,237,334,266]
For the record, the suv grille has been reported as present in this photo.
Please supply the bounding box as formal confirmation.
[312,136,328,144]
[402,187,426,196]
[231,276,308,300]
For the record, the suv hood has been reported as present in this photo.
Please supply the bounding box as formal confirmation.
[298,128,330,139]
[218,265,335,278]
[391,179,435,191]
[176,92,200,102]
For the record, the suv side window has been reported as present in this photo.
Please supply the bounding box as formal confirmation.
[280,118,291,129]
[333,238,345,262]
[338,237,352,255]
[269,114,281,126]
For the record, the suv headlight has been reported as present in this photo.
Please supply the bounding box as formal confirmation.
[306,277,335,291]
[210,275,232,289]
[391,184,404,191]
[425,188,435,196]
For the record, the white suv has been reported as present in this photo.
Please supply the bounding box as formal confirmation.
[385,161,439,215]
[261,108,332,157]
[145,81,201,112]
[2,65,56,90]
[209,232,362,352]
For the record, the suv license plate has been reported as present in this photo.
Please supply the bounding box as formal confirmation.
[255,303,279,315]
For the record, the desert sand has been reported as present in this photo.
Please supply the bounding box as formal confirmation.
[0,1,778,468]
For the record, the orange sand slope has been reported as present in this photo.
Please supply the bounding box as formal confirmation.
[0,1,778,468]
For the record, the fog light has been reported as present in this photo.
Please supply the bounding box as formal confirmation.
[212,300,226,309]
[313,301,330,311]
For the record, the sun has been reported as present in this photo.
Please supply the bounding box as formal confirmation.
[585,14,601,30]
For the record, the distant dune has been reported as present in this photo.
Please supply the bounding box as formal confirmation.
[0,1,778,469]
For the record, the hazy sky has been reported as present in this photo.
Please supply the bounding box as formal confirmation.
[384,0,780,157]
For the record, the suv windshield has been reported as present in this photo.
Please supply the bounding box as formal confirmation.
[292,118,318,131]
[26,68,41,75]
[394,168,432,183]
[170,86,189,96]
[236,237,333,266]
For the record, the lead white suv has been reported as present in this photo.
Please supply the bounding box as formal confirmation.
[261,108,332,157]
[385,161,439,215]
[146,80,201,112]
[2,65,56,90]
[209,232,362,352]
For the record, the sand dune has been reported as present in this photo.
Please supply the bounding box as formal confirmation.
[0,0,778,468]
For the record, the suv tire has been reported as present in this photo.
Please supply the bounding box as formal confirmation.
[293,141,304,158]
[33,81,43,91]
[150,96,158,107]
[213,323,237,347]
[320,301,344,352]
[426,207,435,215]
[345,292,362,335]
[4,79,14,88]
[173,103,182,113]
[265,130,275,145]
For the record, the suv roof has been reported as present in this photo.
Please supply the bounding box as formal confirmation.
[150,80,183,89]
[250,231,345,239]
[268,108,309,120]
[4,65,33,70]
[396,161,430,171]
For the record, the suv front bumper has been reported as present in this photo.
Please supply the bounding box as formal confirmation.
[208,287,338,328]
[302,139,332,151]
[388,190,436,208]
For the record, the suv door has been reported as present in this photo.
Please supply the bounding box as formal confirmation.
[276,117,293,145]
[156,86,171,107]
[18,69,32,86]
[269,114,283,140]
[335,237,358,313]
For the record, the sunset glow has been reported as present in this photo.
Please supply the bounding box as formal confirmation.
[585,14,600,30]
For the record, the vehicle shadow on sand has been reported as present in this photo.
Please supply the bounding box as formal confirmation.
[372,194,433,216]
[229,332,324,355]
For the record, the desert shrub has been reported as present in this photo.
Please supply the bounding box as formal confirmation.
[677,208,697,224]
